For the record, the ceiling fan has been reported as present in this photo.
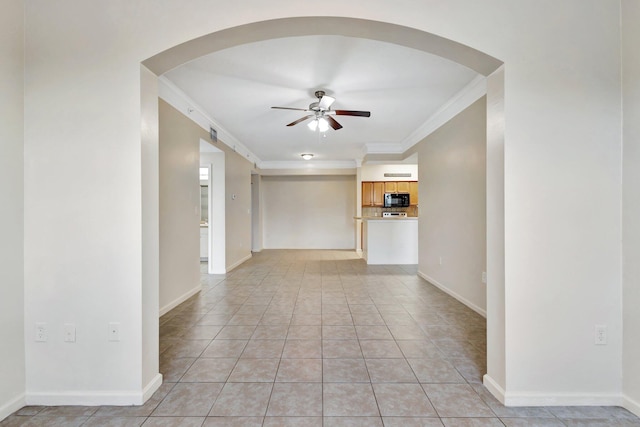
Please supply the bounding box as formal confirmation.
[271,90,371,131]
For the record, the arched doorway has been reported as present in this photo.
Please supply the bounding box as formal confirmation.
[141,16,505,402]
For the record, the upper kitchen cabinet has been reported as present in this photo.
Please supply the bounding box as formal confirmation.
[396,182,410,193]
[409,181,418,205]
[363,181,419,206]
[383,181,411,194]
[384,182,397,193]
[362,182,384,206]
[363,182,373,206]
[373,182,384,205]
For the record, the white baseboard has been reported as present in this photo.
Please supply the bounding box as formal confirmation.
[26,390,142,407]
[417,271,487,318]
[159,285,202,316]
[503,392,622,407]
[483,375,627,408]
[25,373,163,407]
[483,374,506,404]
[0,392,25,422]
[142,374,163,404]
[226,253,252,272]
[623,393,640,417]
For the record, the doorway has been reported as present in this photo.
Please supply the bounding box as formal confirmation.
[200,139,226,274]
[143,16,505,401]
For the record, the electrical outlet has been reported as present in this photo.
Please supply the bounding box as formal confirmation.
[482,272,487,283]
[64,323,76,343]
[108,322,120,342]
[35,323,47,342]
[439,256,443,266]
[595,325,607,345]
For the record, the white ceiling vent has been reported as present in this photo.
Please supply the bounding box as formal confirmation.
[384,173,412,178]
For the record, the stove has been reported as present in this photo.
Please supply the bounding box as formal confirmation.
[382,212,407,218]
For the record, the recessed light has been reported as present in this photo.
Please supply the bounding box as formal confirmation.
[301,153,314,160]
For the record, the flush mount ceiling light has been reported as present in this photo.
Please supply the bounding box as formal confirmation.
[301,153,314,160]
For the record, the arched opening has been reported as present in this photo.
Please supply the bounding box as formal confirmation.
[141,16,506,402]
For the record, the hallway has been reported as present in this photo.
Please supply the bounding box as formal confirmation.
[3,250,639,426]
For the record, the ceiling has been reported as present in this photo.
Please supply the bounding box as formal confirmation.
[163,35,480,167]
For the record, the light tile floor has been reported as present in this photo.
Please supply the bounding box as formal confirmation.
[3,250,639,426]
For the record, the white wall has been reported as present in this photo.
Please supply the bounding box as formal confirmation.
[417,98,486,316]
[21,0,625,408]
[140,66,161,394]
[262,175,356,249]
[251,174,263,252]
[159,99,201,314]
[485,66,506,398]
[160,100,252,275]
[0,0,25,419]
[622,0,640,414]
[24,3,148,403]
[224,146,253,270]
[159,100,253,303]
[501,2,621,404]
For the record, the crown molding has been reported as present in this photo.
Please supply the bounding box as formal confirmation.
[158,76,262,166]
[258,160,357,170]
[400,75,487,151]
[159,74,486,171]
[362,142,405,156]
[360,75,486,159]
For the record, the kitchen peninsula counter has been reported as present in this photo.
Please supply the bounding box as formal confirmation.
[358,216,418,264]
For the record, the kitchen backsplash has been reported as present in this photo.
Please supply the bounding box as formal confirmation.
[362,205,418,217]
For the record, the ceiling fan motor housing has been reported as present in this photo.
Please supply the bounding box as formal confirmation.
[310,90,327,112]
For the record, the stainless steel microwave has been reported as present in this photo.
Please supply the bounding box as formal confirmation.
[384,193,410,208]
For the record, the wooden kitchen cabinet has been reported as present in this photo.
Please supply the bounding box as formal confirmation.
[396,181,410,193]
[372,182,384,205]
[409,181,418,205]
[384,182,397,193]
[382,181,411,194]
[362,182,373,206]
[363,181,418,206]
[362,182,384,206]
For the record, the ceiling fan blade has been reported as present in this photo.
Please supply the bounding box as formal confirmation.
[272,106,309,112]
[334,110,371,117]
[318,95,335,110]
[286,115,314,126]
[326,116,343,130]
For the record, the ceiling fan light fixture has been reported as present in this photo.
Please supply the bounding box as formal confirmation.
[301,153,314,160]
[317,117,329,132]
[307,119,318,131]
[273,91,370,131]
